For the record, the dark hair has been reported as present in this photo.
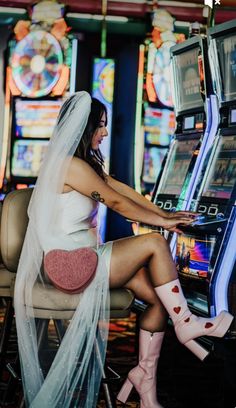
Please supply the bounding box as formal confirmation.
[74,97,107,179]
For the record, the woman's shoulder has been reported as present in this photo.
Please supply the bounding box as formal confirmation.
[70,156,93,171]
[70,156,84,166]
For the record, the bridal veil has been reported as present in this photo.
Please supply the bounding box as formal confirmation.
[14,91,110,407]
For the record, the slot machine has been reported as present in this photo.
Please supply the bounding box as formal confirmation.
[0,1,76,195]
[134,10,179,199]
[152,36,214,219]
[175,20,236,339]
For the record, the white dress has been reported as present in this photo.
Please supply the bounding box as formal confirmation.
[29,190,113,407]
[57,190,113,267]
[15,92,113,407]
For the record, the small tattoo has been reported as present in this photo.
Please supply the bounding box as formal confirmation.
[91,191,105,203]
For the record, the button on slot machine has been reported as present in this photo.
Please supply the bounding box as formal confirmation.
[175,20,236,341]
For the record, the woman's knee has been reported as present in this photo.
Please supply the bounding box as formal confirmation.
[125,267,159,305]
[145,232,170,254]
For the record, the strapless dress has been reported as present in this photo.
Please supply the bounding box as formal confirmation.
[55,189,113,275]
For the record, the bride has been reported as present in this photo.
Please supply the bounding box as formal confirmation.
[14,91,233,408]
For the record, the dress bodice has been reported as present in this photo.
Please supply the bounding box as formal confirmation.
[57,190,98,234]
[43,190,99,252]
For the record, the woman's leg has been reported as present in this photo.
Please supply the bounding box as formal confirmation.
[110,232,177,289]
[123,266,167,332]
[110,232,175,331]
[110,233,169,408]
[110,232,233,360]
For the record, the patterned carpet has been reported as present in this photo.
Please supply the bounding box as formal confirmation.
[1,304,236,408]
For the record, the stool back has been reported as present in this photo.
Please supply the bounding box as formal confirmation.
[1,189,32,272]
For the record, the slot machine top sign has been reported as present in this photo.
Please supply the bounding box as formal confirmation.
[11,30,63,98]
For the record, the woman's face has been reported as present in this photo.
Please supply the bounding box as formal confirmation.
[91,112,108,150]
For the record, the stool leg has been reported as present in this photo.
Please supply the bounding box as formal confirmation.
[54,320,66,342]
[36,319,50,351]
[0,298,14,375]
[95,339,117,408]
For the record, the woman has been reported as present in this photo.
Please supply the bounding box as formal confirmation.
[14,92,233,408]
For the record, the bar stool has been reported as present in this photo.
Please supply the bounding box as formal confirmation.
[0,201,17,379]
[1,188,135,408]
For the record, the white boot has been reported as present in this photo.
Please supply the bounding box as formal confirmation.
[155,279,233,360]
[117,329,164,408]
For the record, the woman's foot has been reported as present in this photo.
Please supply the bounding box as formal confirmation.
[117,329,164,408]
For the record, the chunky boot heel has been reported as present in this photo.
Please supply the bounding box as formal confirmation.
[117,378,133,403]
[184,339,209,361]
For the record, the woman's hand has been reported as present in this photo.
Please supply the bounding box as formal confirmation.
[160,215,195,234]
[167,210,198,220]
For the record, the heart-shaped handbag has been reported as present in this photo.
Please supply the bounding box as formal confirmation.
[43,247,98,294]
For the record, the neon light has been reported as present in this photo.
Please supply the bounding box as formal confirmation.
[52,65,70,96]
[66,13,128,22]
[69,39,78,94]
[92,57,115,241]
[0,67,11,189]
[11,31,63,98]
[134,44,145,193]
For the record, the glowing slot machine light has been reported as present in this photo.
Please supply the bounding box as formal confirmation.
[92,57,115,241]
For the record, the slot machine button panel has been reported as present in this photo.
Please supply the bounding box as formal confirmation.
[164,201,172,210]
[208,206,218,216]
[157,201,164,208]
[198,205,207,213]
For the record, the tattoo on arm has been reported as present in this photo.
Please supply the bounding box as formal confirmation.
[91,191,105,203]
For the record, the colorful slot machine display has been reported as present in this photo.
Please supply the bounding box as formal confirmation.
[142,107,174,186]
[134,9,184,200]
[11,99,63,179]
[172,20,236,342]
[91,57,115,241]
[153,36,214,218]
[0,1,76,197]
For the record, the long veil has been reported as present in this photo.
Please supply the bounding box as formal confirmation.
[14,91,110,407]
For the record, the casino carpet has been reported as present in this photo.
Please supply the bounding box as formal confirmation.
[0,304,236,408]
[98,313,236,408]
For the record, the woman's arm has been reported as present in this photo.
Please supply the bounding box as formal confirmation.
[65,158,193,230]
[105,174,168,218]
[105,174,197,220]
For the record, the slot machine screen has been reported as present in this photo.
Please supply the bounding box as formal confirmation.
[142,147,168,184]
[158,139,199,196]
[231,109,236,124]
[183,116,195,130]
[11,139,49,178]
[216,34,236,102]
[202,135,236,199]
[172,46,203,113]
[14,99,63,139]
[144,106,175,146]
[176,234,216,279]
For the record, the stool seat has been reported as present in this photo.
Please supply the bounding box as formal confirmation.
[1,189,135,407]
[22,281,134,319]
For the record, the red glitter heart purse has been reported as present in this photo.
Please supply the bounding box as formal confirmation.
[44,248,98,294]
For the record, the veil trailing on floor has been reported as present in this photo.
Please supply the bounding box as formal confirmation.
[14,91,110,407]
